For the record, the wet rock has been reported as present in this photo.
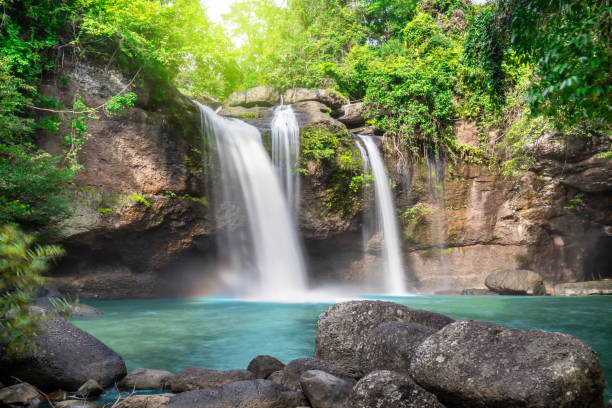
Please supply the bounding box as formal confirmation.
[299,370,352,408]
[280,358,353,392]
[333,102,367,128]
[55,401,98,408]
[554,280,612,296]
[0,309,126,391]
[247,355,285,379]
[225,85,280,108]
[168,379,306,408]
[315,300,453,376]
[47,389,69,401]
[118,368,175,390]
[283,88,348,109]
[346,370,445,408]
[75,379,104,398]
[360,322,436,377]
[170,367,255,393]
[410,319,605,408]
[70,304,105,318]
[485,269,546,295]
[0,383,41,408]
[460,288,495,296]
[116,394,173,408]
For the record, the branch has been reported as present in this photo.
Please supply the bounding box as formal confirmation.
[26,66,142,115]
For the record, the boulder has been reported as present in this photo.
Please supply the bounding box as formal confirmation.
[279,358,353,392]
[70,304,105,318]
[299,370,352,408]
[116,394,173,408]
[410,320,605,408]
[247,355,285,379]
[0,310,126,391]
[55,401,98,408]
[0,383,41,408]
[315,300,453,376]
[485,269,546,295]
[360,322,436,377]
[47,390,70,401]
[75,379,104,399]
[333,102,367,128]
[170,367,255,393]
[225,85,280,108]
[554,280,612,296]
[168,379,307,408]
[283,88,348,110]
[346,370,445,408]
[118,368,175,390]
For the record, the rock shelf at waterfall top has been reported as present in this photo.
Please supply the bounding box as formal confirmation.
[2,297,611,408]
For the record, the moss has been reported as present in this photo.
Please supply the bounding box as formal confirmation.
[130,193,151,207]
[182,194,208,207]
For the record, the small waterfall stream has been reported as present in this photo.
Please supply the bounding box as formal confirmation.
[270,103,300,212]
[196,102,307,299]
[357,135,406,294]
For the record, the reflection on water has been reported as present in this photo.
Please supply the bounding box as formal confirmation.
[73,295,612,401]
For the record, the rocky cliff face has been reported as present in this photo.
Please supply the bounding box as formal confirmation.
[41,73,612,298]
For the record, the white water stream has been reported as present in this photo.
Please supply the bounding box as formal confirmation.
[196,102,307,299]
[271,103,300,213]
[357,135,406,294]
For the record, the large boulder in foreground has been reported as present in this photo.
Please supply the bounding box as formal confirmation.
[278,358,353,392]
[300,370,353,408]
[168,379,307,408]
[0,383,41,408]
[0,310,126,391]
[485,269,546,295]
[315,301,453,376]
[170,367,255,393]
[410,320,605,408]
[247,355,285,379]
[118,368,175,390]
[360,321,436,377]
[346,370,445,408]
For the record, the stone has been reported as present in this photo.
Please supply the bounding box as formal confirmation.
[55,401,98,408]
[299,370,352,408]
[360,322,436,377]
[47,390,70,401]
[554,280,612,296]
[170,367,255,393]
[0,309,126,391]
[70,304,105,318]
[225,85,280,108]
[75,379,104,398]
[280,358,353,392]
[116,394,173,408]
[461,288,495,296]
[267,371,284,386]
[0,383,41,408]
[346,370,445,408]
[410,319,605,408]
[247,355,285,379]
[283,88,348,109]
[315,300,453,376]
[333,102,367,128]
[485,269,546,295]
[118,368,175,390]
[168,379,306,408]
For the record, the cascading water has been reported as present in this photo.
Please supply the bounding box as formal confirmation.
[357,135,406,294]
[195,102,307,299]
[270,102,300,212]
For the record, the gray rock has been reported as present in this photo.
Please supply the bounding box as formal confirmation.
[460,288,495,296]
[225,85,280,108]
[315,300,453,376]
[75,379,104,398]
[283,88,348,109]
[485,269,546,295]
[346,370,445,408]
[55,401,98,408]
[116,394,173,408]
[70,304,105,318]
[118,368,175,390]
[333,102,367,128]
[0,309,126,391]
[360,322,436,377]
[247,356,285,379]
[554,280,612,296]
[280,358,353,392]
[168,379,306,408]
[267,371,284,386]
[410,319,605,408]
[170,367,255,393]
[0,383,41,408]
[299,370,352,408]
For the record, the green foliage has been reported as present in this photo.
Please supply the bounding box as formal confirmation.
[182,194,208,207]
[130,193,151,207]
[301,126,342,164]
[0,225,64,355]
[564,193,584,211]
[106,92,137,115]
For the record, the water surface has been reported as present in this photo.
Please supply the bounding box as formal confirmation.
[73,295,612,401]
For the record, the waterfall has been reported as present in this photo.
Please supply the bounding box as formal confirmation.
[357,135,406,294]
[270,103,300,212]
[195,102,307,299]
